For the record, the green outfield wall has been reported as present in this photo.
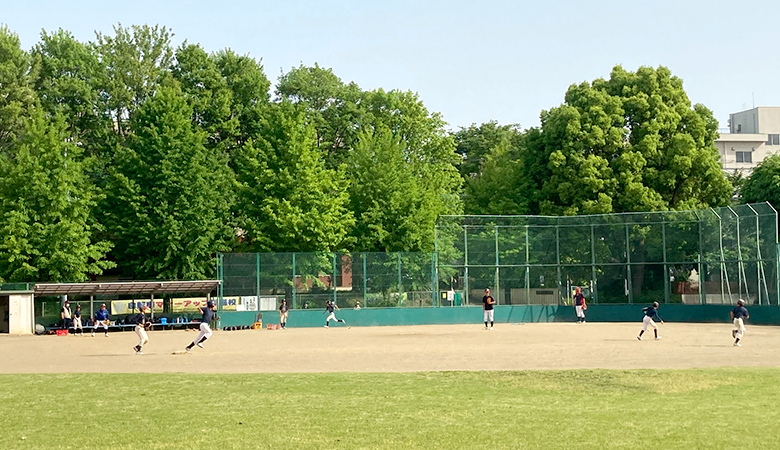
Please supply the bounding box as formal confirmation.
[216,304,780,329]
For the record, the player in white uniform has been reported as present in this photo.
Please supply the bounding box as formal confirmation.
[133,306,151,355]
[92,303,110,337]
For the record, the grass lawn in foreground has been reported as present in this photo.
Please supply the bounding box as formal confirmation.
[1,368,779,449]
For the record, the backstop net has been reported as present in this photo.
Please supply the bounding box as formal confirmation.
[435,203,779,307]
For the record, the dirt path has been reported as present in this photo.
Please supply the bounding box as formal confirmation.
[3,322,780,373]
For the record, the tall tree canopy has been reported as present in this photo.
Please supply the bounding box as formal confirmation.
[277,65,463,252]
[454,121,525,215]
[0,109,113,282]
[0,26,38,155]
[522,65,731,215]
[102,82,233,280]
[232,101,353,252]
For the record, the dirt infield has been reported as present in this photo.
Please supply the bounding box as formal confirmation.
[3,322,780,373]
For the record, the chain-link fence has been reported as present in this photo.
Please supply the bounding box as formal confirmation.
[435,203,779,307]
[218,252,438,310]
[218,204,778,309]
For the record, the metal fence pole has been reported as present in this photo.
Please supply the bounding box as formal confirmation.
[556,223,562,304]
[525,225,530,304]
[333,252,338,305]
[590,224,598,304]
[662,218,670,304]
[431,252,437,307]
[464,225,469,306]
[698,216,705,305]
[748,204,767,305]
[256,252,261,308]
[397,252,402,305]
[363,253,367,307]
[626,224,633,304]
[495,225,500,305]
[292,253,297,309]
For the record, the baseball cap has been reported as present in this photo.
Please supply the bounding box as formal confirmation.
[207,301,215,308]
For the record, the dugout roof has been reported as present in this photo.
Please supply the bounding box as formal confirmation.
[33,280,220,297]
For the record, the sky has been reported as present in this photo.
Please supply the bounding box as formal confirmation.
[3,0,780,132]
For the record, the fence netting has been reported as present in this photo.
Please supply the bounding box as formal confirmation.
[218,203,778,309]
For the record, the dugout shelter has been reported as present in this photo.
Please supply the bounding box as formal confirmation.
[0,280,220,335]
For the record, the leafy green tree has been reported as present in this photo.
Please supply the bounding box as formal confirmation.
[276,63,364,164]
[522,65,731,216]
[102,82,233,280]
[95,24,174,137]
[453,121,526,215]
[232,101,353,252]
[276,65,463,251]
[354,89,463,250]
[453,121,523,178]
[463,140,526,215]
[0,109,113,282]
[347,127,450,252]
[741,154,780,207]
[171,43,237,148]
[213,49,272,147]
[0,26,37,155]
[32,29,112,155]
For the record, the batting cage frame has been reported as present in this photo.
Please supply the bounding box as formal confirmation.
[435,202,779,307]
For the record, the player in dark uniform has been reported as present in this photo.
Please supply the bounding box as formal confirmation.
[482,288,495,330]
[185,301,217,353]
[573,287,587,323]
[730,299,749,347]
[133,306,151,355]
[637,302,663,341]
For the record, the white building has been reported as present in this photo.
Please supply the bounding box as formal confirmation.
[716,107,780,174]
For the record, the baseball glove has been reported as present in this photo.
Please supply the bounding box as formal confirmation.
[143,321,153,329]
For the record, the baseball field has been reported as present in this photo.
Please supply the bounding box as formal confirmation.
[2,322,780,449]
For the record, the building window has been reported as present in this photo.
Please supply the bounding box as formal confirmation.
[767,134,780,145]
[736,151,753,163]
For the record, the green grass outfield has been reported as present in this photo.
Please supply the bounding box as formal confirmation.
[1,369,779,450]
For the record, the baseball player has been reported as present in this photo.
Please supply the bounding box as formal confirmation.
[323,300,346,327]
[279,299,289,329]
[482,288,495,330]
[73,305,84,336]
[730,299,750,347]
[92,303,110,337]
[637,302,663,340]
[133,306,152,355]
[185,301,217,353]
[573,286,587,323]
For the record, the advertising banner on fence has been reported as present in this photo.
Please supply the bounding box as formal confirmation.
[260,297,278,311]
[111,300,163,315]
[221,297,238,311]
[172,297,208,312]
[236,296,258,311]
